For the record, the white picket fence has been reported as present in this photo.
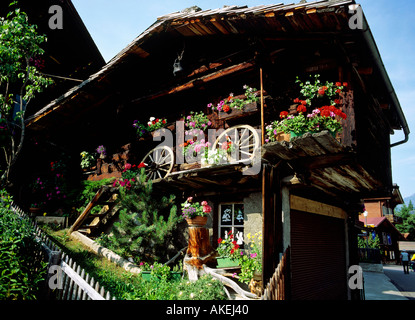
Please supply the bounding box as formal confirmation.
[11,204,115,300]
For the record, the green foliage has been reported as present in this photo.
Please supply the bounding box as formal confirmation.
[0,190,48,300]
[69,178,114,216]
[176,275,227,300]
[0,2,53,185]
[103,169,180,263]
[238,232,262,284]
[358,233,381,249]
[80,151,96,169]
[395,201,415,239]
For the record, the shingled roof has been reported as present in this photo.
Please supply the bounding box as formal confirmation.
[26,0,408,145]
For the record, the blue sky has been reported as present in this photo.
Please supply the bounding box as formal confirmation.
[72,0,415,198]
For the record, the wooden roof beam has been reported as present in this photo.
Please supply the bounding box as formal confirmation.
[131,60,256,105]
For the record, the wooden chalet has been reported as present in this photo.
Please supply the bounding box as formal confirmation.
[23,0,409,300]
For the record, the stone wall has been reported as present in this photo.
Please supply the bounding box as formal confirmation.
[243,192,262,245]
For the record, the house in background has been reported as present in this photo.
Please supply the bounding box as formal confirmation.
[361,185,405,262]
[21,0,409,300]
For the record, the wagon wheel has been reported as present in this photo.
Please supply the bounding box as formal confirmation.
[212,124,260,163]
[140,145,174,181]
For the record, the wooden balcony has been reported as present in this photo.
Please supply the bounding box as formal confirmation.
[261,130,383,197]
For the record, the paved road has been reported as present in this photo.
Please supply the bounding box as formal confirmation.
[383,264,415,300]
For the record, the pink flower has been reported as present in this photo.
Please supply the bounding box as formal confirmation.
[203,205,212,213]
[201,201,208,206]
[250,253,257,258]
[124,163,132,170]
[187,197,193,202]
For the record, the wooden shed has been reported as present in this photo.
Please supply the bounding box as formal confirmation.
[23,0,408,300]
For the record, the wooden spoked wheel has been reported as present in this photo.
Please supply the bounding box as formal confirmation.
[212,125,260,164]
[140,145,174,181]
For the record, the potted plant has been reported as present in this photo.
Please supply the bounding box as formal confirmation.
[265,75,348,142]
[138,262,182,282]
[201,147,228,167]
[80,151,96,171]
[29,202,45,217]
[183,111,212,137]
[207,85,260,119]
[216,230,240,268]
[133,117,170,139]
[96,145,107,159]
[238,232,263,295]
[181,197,212,226]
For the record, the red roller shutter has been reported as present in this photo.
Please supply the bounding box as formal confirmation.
[290,209,347,300]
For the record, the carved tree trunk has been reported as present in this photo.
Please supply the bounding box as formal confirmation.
[184,225,215,280]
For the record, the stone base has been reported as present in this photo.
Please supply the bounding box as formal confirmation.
[360,262,384,273]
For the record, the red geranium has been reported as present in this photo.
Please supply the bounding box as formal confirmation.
[297,105,307,113]
[321,109,331,117]
[318,86,328,96]
[280,111,289,118]
[222,105,231,113]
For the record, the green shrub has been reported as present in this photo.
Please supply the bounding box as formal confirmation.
[176,275,227,300]
[0,191,48,300]
[104,169,181,264]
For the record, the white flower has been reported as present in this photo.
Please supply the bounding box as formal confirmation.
[190,293,195,299]
[148,121,152,126]
[149,117,155,121]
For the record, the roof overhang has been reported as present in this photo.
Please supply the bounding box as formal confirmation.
[25,0,408,146]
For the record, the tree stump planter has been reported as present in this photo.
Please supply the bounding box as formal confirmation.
[183,217,215,280]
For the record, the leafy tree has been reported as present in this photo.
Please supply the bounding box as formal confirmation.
[395,200,415,240]
[109,169,181,263]
[0,2,53,186]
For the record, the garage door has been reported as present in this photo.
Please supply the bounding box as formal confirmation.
[290,209,347,300]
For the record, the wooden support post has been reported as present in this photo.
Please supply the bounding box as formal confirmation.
[260,68,265,145]
[68,186,107,234]
[184,225,215,281]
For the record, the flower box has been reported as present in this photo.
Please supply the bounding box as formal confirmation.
[179,162,201,171]
[216,257,240,268]
[218,102,258,120]
[29,207,43,217]
[275,132,291,142]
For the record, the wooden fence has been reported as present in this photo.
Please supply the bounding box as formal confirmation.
[261,246,291,300]
[11,204,115,300]
[358,248,382,264]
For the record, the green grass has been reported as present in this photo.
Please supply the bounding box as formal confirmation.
[43,228,227,300]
